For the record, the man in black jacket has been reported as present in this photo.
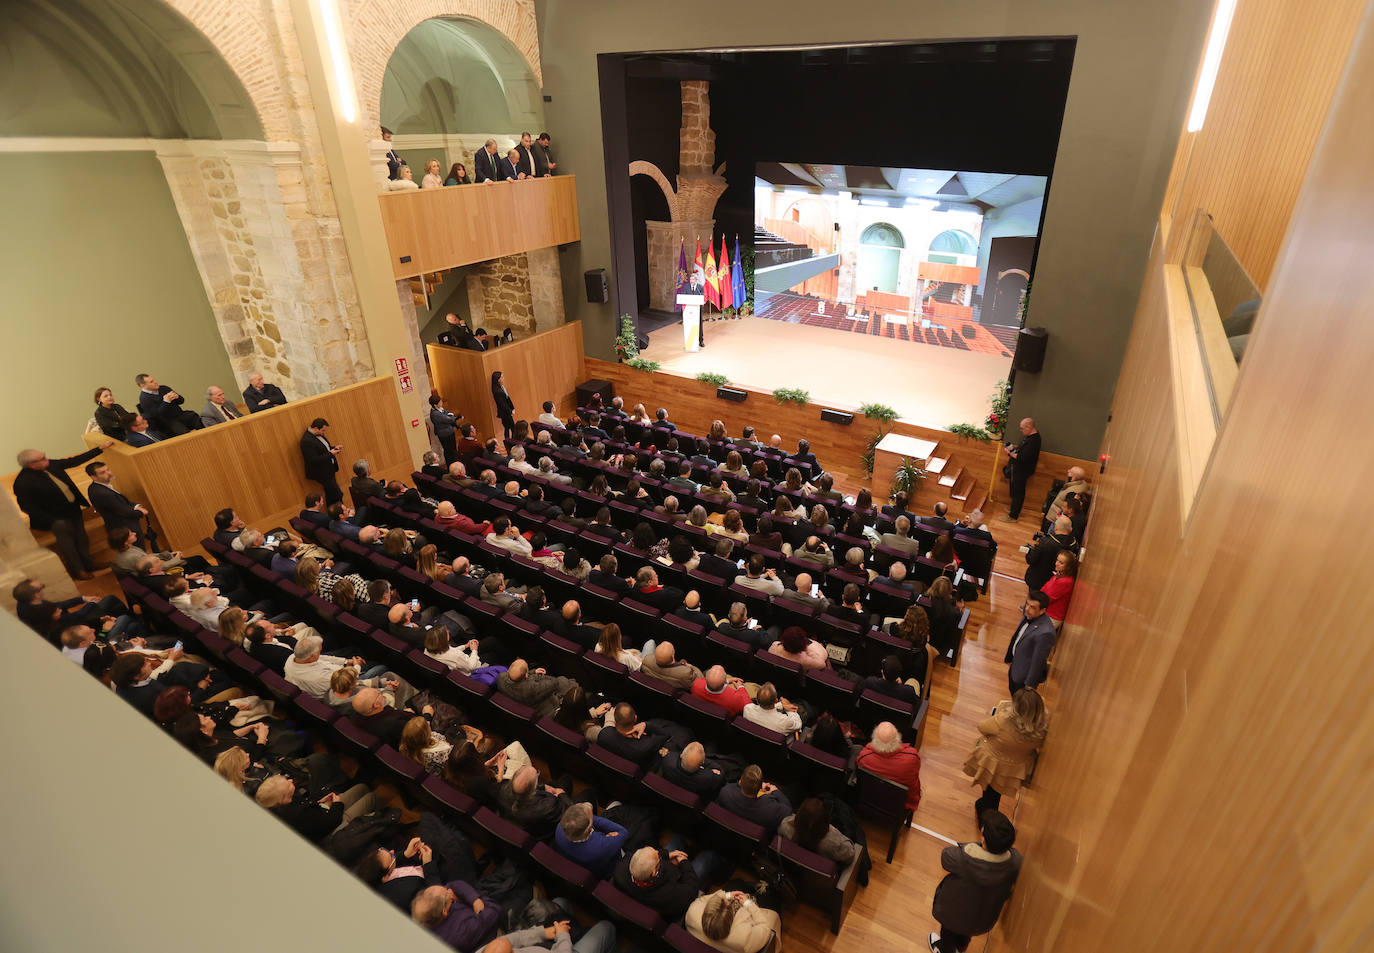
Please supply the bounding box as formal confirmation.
[300,418,343,504]
[14,443,111,578]
[596,704,688,768]
[696,539,739,583]
[658,742,726,797]
[533,132,557,176]
[84,461,147,544]
[716,765,791,836]
[1024,516,1078,591]
[243,372,288,413]
[134,373,203,437]
[1000,417,1041,522]
[612,846,704,922]
[473,139,502,183]
[349,687,423,747]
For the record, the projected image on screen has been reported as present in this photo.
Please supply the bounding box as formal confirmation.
[754,164,1047,356]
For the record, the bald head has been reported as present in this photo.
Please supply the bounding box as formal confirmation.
[705,665,727,691]
[561,600,581,624]
[511,764,539,796]
[351,687,383,716]
[680,741,705,772]
[507,658,530,681]
[1054,516,1073,534]
[1068,466,1086,482]
[871,721,902,753]
[794,572,813,594]
[654,641,676,665]
[484,941,514,953]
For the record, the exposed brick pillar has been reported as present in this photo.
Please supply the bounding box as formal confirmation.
[526,247,565,331]
[645,221,716,311]
[473,254,536,336]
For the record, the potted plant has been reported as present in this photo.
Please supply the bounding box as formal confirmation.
[772,387,810,406]
[696,371,731,387]
[985,380,1010,440]
[949,422,993,442]
[614,314,639,363]
[890,457,926,495]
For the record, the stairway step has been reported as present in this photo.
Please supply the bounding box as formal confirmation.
[938,465,963,488]
[925,455,949,477]
[962,486,987,514]
[950,471,976,501]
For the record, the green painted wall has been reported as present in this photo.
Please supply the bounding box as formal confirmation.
[533,0,1215,458]
[0,151,237,464]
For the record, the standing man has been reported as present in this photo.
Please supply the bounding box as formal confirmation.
[382,126,405,180]
[515,132,536,178]
[1005,591,1055,696]
[135,373,202,437]
[85,461,148,545]
[928,811,1023,953]
[436,313,473,349]
[532,132,557,177]
[429,395,462,465]
[999,417,1041,522]
[14,442,113,579]
[299,418,344,505]
[474,139,502,183]
[200,386,244,427]
[500,148,526,182]
[243,372,288,413]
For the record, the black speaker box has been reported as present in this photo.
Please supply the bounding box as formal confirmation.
[584,268,609,303]
[1012,326,1049,373]
[716,387,747,403]
[820,408,854,425]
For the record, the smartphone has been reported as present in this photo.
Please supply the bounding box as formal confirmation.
[810,583,820,598]
[736,558,746,569]
[264,535,278,547]
[172,640,183,652]
[410,598,420,612]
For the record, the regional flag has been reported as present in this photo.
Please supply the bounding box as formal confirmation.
[692,237,705,295]
[718,234,733,310]
[704,238,720,309]
[674,240,689,311]
[732,236,747,307]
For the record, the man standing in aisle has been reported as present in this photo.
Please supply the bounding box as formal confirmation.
[85,461,149,545]
[14,442,113,579]
[1000,417,1041,522]
[299,418,344,505]
[1005,591,1055,696]
[928,811,1023,953]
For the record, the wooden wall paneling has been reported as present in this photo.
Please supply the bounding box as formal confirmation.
[79,378,411,551]
[1164,0,1365,289]
[429,323,585,445]
[379,177,581,280]
[995,9,1374,951]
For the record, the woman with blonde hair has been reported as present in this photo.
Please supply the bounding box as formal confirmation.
[594,622,643,671]
[214,746,252,792]
[421,158,443,189]
[218,606,248,646]
[708,419,728,441]
[400,715,452,776]
[963,687,1049,817]
[383,528,414,566]
[416,543,452,583]
[686,889,781,953]
[424,626,482,673]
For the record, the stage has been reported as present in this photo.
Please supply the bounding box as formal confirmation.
[641,315,1010,430]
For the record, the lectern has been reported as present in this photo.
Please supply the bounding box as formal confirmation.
[677,293,705,351]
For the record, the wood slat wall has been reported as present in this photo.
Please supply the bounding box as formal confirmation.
[378,176,581,280]
[427,322,585,444]
[994,8,1374,950]
[1162,0,1365,289]
[75,377,412,551]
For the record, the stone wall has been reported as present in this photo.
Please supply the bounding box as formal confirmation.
[526,246,565,330]
[646,220,716,312]
[473,254,535,334]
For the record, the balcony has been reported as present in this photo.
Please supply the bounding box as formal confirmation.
[378,175,580,279]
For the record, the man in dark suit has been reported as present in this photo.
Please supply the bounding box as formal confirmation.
[559,600,602,650]
[14,443,110,579]
[349,687,419,747]
[596,704,679,768]
[1005,591,1056,695]
[381,126,405,180]
[697,539,739,583]
[588,554,631,593]
[655,408,676,431]
[658,742,725,796]
[1000,417,1042,522]
[298,493,331,527]
[518,586,564,633]
[629,567,683,612]
[672,590,713,629]
[355,580,395,631]
[436,313,474,349]
[716,765,791,836]
[514,132,536,178]
[84,461,147,545]
[499,148,525,182]
[243,372,288,413]
[862,655,919,706]
[134,373,202,437]
[473,139,502,183]
[920,501,957,533]
[532,132,557,176]
[300,418,343,505]
[122,413,164,447]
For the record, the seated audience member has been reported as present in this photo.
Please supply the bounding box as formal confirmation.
[507,444,538,475]
[776,572,830,612]
[387,165,420,190]
[596,702,675,767]
[109,647,197,716]
[640,641,703,690]
[554,802,629,879]
[613,846,704,923]
[420,450,446,479]
[1025,516,1079,591]
[120,412,164,447]
[424,626,484,674]
[747,513,783,553]
[486,516,534,555]
[416,543,452,584]
[537,455,573,485]
[700,473,736,504]
[862,654,920,705]
[400,716,453,776]
[237,528,276,567]
[656,535,699,573]
[243,372,288,412]
[686,890,782,953]
[691,665,754,716]
[298,493,331,527]
[673,589,712,628]
[734,554,784,595]
[838,545,876,583]
[880,516,923,558]
[714,601,768,651]
[716,764,791,836]
[134,372,203,437]
[454,424,484,461]
[495,764,573,839]
[659,741,726,797]
[443,162,471,186]
[480,573,524,611]
[857,721,922,810]
[924,576,964,657]
[828,582,869,627]
[349,687,424,746]
[793,536,835,570]
[768,626,829,671]
[920,500,957,533]
[255,774,379,842]
[497,658,578,718]
[537,401,563,428]
[284,634,385,700]
[354,831,458,912]
[887,606,931,686]
[779,797,860,866]
[211,507,248,549]
[409,880,503,951]
[742,682,803,735]
[199,385,244,427]
[350,459,386,507]
[434,500,492,537]
[696,538,739,582]
[13,577,132,642]
[92,386,132,440]
[1041,550,1078,625]
[793,438,819,473]
[874,559,915,594]
[594,623,643,671]
[243,620,295,675]
[630,565,684,612]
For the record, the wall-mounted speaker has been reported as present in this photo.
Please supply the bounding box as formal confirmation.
[584,268,609,303]
[1012,326,1049,373]
[716,387,747,403]
[820,408,854,425]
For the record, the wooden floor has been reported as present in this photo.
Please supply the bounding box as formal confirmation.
[67,459,1052,952]
[642,316,1013,432]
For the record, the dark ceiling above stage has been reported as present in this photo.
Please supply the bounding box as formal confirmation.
[754,163,1050,212]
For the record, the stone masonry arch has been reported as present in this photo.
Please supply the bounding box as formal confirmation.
[348,0,542,135]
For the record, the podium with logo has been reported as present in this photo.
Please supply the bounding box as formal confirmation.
[677,293,705,351]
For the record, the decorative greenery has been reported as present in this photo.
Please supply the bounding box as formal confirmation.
[861,429,884,478]
[1018,280,1032,324]
[859,402,899,424]
[696,371,731,387]
[625,357,661,373]
[737,301,754,317]
[985,379,1011,438]
[948,422,994,442]
[614,314,639,362]
[772,387,810,406]
[890,457,927,495]
[722,306,737,319]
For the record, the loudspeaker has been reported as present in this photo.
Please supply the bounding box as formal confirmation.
[716,386,747,403]
[1012,326,1049,373]
[820,408,854,426]
[584,268,609,303]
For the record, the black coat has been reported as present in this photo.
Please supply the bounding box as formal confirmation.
[1009,432,1041,478]
[94,404,130,440]
[300,430,338,481]
[492,384,515,419]
[137,385,187,433]
[1024,532,1077,591]
[13,447,101,529]
[244,383,288,412]
[931,844,1023,936]
[612,848,700,922]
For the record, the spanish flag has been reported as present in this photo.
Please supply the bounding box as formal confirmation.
[704,237,720,310]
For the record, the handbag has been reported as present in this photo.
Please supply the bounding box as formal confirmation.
[749,848,797,912]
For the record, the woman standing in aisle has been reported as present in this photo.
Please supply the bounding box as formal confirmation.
[490,371,515,442]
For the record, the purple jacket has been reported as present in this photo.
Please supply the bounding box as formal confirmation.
[434,880,502,950]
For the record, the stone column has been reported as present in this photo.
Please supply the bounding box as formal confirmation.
[472,254,536,335]
[0,492,75,611]
[527,247,565,331]
[645,220,716,311]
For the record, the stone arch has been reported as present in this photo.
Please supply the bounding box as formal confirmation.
[629,160,679,219]
[349,0,542,136]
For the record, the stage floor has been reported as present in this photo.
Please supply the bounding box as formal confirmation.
[642,315,1010,430]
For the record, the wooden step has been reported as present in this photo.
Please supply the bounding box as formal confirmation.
[950,470,976,501]
[412,293,427,307]
[938,464,963,489]
[924,455,949,478]
[962,486,987,514]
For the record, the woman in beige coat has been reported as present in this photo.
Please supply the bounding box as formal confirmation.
[686,890,781,953]
[963,688,1049,819]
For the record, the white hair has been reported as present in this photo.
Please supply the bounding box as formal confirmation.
[870,722,903,754]
[510,445,526,461]
[293,634,323,660]
[628,846,660,881]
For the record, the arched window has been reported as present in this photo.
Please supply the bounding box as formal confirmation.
[857,223,905,293]
[860,223,906,248]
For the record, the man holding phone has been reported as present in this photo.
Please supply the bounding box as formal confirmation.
[999,417,1041,522]
[299,418,344,505]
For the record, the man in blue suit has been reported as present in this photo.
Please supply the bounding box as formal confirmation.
[1005,590,1056,695]
[135,372,203,437]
